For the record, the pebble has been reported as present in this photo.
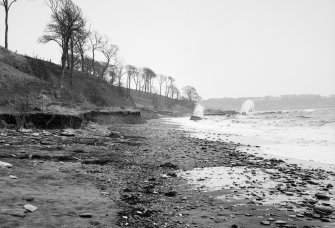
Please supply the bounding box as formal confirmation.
[79,213,93,218]
[326,183,333,189]
[0,161,12,168]
[89,220,101,226]
[275,220,287,225]
[108,131,123,138]
[315,193,330,200]
[60,130,75,137]
[24,204,38,212]
[261,220,271,225]
[320,218,332,222]
[313,205,334,215]
[165,191,177,197]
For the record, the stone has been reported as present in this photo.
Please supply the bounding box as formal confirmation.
[60,130,75,137]
[108,131,123,138]
[326,183,333,189]
[322,202,331,206]
[165,191,177,197]
[23,197,34,202]
[0,161,12,168]
[261,220,271,225]
[17,129,31,134]
[315,193,330,200]
[275,220,287,225]
[89,220,101,226]
[306,180,318,185]
[160,162,179,169]
[320,218,332,222]
[312,213,321,219]
[9,175,18,179]
[314,205,334,215]
[167,172,177,177]
[24,204,37,212]
[79,213,93,218]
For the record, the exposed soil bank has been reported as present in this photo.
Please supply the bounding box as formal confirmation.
[0,112,82,129]
[0,109,143,129]
[0,119,334,227]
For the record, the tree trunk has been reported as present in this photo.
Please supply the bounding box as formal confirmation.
[80,52,85,72]
[60,37,69,88]
[70,38,74,86]
[5,8,8,49]
[101,59,110,80]
[60,53,66,88]
[92,50,95,76]
[66,51,70,69]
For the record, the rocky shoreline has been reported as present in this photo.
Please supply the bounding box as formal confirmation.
[0,118,334,227]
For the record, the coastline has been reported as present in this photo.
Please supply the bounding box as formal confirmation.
[164,116,335,172]
[0,118,334,227]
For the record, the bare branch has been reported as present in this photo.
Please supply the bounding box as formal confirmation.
[8,0,18,9]
[1,0,19,49]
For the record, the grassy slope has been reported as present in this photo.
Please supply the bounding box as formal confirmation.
[0,47,193,114]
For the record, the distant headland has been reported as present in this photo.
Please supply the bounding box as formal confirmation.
[201,94,335,111]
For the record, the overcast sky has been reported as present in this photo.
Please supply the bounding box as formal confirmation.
[0,0,334,99]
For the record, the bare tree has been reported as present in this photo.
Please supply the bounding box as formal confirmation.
[108,69,117,86]
[182,86,201,103]
[132,67,142,92]
[125,65,137,93]
[0,0,18,49]
[100,40,119,79]
[142,67,156,93]
[176,87,180,100]
[165,76,175,98]
[110,59,127,90]
[82,56,104,76]
[140,70,146,93]
[89,31,105,77]
[74,29,90,72]
[41,0,86,86]
[171,85,180,100]
[158,74,166,96]
[116,72,123,88]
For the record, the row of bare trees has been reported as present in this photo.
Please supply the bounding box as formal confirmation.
[0,0,201,103]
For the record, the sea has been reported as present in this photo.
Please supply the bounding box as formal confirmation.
[166,107,335,167]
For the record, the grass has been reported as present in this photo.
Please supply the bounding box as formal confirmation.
[0,46,193,114]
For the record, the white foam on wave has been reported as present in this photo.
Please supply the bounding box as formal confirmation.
[164,108,335,165]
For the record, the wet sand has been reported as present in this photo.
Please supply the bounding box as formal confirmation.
[0,119,334,227]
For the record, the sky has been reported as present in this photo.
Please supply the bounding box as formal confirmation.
[0,0,334,99]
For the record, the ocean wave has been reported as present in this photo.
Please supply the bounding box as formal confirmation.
[297,115,312,119]
[302,109,317,112]
[256,110,289,115]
